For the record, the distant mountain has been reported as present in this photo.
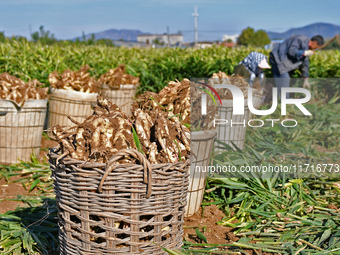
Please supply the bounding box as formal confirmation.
[76,29,151,42]
[267,22,340,40]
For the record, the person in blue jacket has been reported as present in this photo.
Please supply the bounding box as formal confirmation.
[269,35,324,98]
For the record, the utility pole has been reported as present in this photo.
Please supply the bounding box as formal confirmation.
[167,26,170,47]
[192,6,199,47]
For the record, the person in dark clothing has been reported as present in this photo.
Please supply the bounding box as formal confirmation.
[233,51,271,87]
[269,35,324,98]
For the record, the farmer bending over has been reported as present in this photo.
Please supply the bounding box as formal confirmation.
[233,51,271,87]
[269,35,324,98]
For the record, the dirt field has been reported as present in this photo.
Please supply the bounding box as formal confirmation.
[0,136,57,213]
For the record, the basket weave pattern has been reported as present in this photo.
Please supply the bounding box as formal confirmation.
[49,148,189,255]
[48,95,96,128]
[0,100,47,164]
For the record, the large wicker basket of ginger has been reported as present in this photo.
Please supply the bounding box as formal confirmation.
[48,96,190,254]
[98,65,139,115]
[0,73,48,164]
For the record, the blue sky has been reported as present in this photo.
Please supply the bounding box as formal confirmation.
[1,0,339,42]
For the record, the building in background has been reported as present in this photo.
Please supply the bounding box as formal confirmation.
[137,33,183,46]
[196,41,215,48]
[222,34,239,43]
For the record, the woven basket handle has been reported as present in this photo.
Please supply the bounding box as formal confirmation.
[98,149,153,198]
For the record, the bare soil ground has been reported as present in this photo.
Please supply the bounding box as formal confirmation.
[0,136,57,213]
[184,204,238,244]
[0,175,28,213]
[184,205,283,255]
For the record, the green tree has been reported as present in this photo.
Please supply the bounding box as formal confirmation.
[86,33,95,45]
[238,27,270,47]
[238,27,255,46]
[32,31,40,42]
[253,29,271,47]
[32,26,57,44]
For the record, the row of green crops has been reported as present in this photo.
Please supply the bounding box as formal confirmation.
[0,41,339,95]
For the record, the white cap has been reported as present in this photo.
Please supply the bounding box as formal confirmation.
[258,58,271,69]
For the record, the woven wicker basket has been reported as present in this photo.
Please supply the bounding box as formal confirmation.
[99,85,137,115]
[49,148,189,255]
[0,99,47,165]
[48,88,98,128]
[185,130,216,217]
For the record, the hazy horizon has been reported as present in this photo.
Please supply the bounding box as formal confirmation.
[1,0,339,42]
